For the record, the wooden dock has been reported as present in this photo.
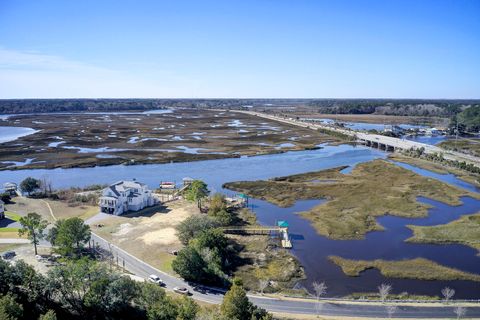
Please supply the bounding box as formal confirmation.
[222,226,292,248]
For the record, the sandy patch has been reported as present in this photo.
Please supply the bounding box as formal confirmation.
[114,223,133,236]
[139,227,177,245]
[140,206,191,226]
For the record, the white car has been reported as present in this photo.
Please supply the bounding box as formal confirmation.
[173,286,190,295]
[35,254,47,261]
[148,274,164,286]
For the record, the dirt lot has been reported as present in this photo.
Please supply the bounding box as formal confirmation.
[91,199,199,274]
[4,196,97,222]
[4,196,54,222]
[5,244,54,275]
[0,109,339,170]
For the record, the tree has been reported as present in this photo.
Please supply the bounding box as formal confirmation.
[20,177,41,196]
[386,305,397,319]
[175,215,219,245]
[312,281,327,316]
[0,294,23,320]
[176,296,198,320]
[173,228,230,286]
[135,282,179,320]
[192,229,229,262]
[220,280,252,320]
[18,212,48,255]
[220,279,272,320]
[378,283,392,303]
[0,193,11,204]
[184,180,209,209]
[258,279,269,295]
[47,257,140,317]
[207,193,234,225]
[208,193,227,213]
[48,217,91,256]
[39,310,57,320]
[441,287,455,303]
[172,246,209,283]
[454,306,467,319]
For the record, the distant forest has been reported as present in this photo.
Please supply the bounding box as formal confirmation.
[0,98,479,117]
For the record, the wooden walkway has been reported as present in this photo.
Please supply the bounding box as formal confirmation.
[222,226,292,248]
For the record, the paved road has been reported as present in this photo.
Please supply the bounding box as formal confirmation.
[91,233,480,318]
[0,238,29,244]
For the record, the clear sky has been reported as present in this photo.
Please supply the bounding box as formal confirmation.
[0,0,479,99]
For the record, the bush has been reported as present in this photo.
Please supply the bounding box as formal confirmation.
[175,215,219,245]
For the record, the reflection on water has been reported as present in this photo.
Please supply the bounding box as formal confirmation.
[0,126,39,143]
[392,161,479,193]
[249,196,480,298]
[0,143,479,297]
[0,144,385,191]
[406,135,451,145]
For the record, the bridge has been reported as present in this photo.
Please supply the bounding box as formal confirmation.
[235,110,480,167]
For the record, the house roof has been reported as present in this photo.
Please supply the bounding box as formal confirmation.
[3,182,17,188]
[104,180,149,197]
[277,220,289,228]
[100,196,117,201]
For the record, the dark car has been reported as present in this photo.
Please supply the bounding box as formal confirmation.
[1,251,16,260]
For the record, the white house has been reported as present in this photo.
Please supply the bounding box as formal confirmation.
[99,180,157,215]
[0,200,5,219]
[3,182,17,196]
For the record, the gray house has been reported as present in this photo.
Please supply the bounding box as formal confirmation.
[99,180,157,215]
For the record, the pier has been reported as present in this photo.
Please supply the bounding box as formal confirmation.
[222,220,292,248]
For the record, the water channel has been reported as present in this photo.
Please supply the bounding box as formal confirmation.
[0,143,478,298]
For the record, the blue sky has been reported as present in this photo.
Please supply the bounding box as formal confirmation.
[0,0,479,99]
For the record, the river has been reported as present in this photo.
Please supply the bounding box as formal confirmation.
[0,126,39,143]
[0,144,479,298]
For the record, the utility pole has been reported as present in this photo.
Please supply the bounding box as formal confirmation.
[455,120,459,149]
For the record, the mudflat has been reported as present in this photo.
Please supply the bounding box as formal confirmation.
[0,109,338,170]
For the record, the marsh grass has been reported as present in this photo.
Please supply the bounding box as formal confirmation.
[328,256,480,281]
[439,138,480,158]
[407,212,480,253]
[224,160,478,239]
[388,154,480,187]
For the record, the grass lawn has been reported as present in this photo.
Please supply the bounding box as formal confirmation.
[329,256,480,281]
[0,227,20,233]
[46,200,98,220]
[407,212,480,254]
[0,211,21,235]
[4,211,21,221]
[224,160,478,239]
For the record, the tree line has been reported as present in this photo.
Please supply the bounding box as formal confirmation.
[7,205,273,320]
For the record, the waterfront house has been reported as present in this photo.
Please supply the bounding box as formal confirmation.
[0,200,4,219]
[384,125,404,135]
[182,177,194,187]
[99,180,157,215]
[3,182,18,196]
